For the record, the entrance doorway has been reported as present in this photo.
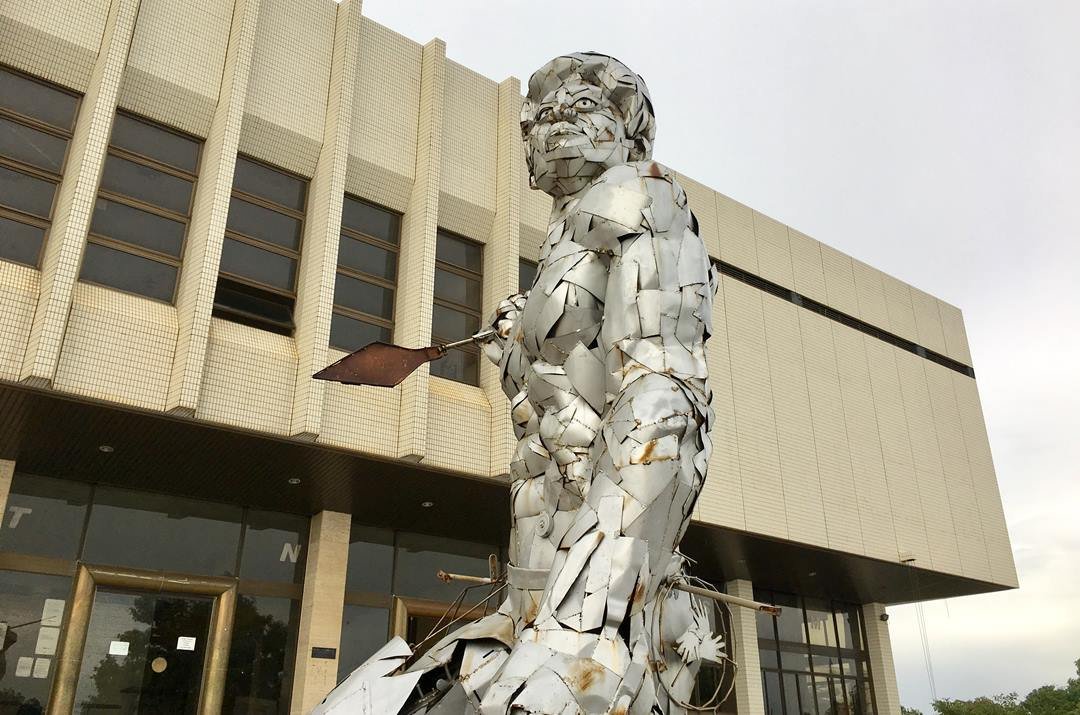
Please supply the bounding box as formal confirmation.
[49,564,237,715]
[72,589,213,713]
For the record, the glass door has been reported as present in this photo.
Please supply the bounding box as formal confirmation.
[71,588,214,714]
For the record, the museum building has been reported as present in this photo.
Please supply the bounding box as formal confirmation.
[0,0,1017,713]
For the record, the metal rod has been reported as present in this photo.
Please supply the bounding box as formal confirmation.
[672,582,782,616]
[434,569,781,616]
[436,570,496,585]
[438,328,496,352]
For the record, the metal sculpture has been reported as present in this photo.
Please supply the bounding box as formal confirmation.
[315,52,728,715]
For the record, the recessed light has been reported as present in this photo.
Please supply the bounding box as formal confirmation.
[287,477,301,486]
[98,445,114,454]
[808,571,818,577]
[420,500,435,508]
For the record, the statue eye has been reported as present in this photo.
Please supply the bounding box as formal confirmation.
[574,97,598,110]
[537,106,553,120]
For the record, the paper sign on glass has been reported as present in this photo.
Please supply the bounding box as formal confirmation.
[176,636,196,651]
[34,626,59,656]
[41,599,65,627]
[15,657,33,678]
[32,658,50,679]
[108,640,130,656]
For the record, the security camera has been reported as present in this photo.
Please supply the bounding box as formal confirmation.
[880,613,890,622]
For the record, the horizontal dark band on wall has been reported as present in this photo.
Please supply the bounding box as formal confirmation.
[714,260,976,379]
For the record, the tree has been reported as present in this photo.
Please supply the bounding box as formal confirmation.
[932,693,1024,715]
[903,707,925,715]
[926,658,1080,715]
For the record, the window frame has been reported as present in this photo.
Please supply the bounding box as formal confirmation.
[330,195,400,352]
[81,110,201,303]
[755,590,877,715]
[0,66,80,268]
[215,154,308,333]
[431,229,484,385]
[518,257,538,293]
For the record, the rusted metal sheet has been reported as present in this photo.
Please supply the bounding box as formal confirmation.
[314,342,445,388]
[313,330,494,388]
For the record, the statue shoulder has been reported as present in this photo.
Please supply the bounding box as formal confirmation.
[592,161,681,196]
[573,162,689,251]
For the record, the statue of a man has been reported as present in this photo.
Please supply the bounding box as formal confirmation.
[476,50,719,714]
[316,52,720,715]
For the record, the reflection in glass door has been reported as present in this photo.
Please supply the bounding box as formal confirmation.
[72,589,213,714]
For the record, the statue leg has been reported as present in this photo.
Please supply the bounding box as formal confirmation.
[482,372,711,714]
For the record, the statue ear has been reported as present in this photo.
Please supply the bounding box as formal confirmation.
[630,136,651,162]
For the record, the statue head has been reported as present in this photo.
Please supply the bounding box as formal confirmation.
[522,52,656,197]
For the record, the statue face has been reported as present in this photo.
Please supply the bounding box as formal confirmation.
[524,77,633,197]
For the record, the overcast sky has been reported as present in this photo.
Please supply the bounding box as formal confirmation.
[360,1,1080,711]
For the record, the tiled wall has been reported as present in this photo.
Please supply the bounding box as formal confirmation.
[699,274,1014,585]
[0,262,39,380]
[117,0,233,137]
[346,18,421,213]
[0,0,107,91]
[0,0,1013,588]
[54,284,177,411]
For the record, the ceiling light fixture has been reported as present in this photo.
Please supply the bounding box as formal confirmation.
[421,500,435,508]
[98,444,114,453]
[287,477,301,486]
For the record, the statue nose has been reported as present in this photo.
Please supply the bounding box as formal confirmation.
[551,104,577,122]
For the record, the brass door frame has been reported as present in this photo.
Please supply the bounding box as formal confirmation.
[47,563,238,715]
[389,595,499,646]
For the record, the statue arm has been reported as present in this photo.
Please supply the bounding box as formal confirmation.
[479,292,528,368]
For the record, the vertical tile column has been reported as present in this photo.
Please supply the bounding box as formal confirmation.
[165,0,261,417]
[19,0,140,388]
[0,460,13,529]
[863,602,902,715]
[290,510,351,714]
[480,76,523,478]
[289,0,363,440]
[725,578,765,715]
[394,39,445,461]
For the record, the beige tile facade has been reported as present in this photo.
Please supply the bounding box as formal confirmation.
[726,579,766,714]
[291,510,351,715]
[863,603,903,715]
[0,0,1015,711]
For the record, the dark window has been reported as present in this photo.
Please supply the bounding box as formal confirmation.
[0,570,73,708]
[393,532,495,604]
[81,486,243,576]
[81,112,200,302]
[238,510,307,584]
[345,524,394,594]
[519,258,537,292]
[755,589,877,715]
[330,196,399,352]
[337,605,390,682]
[223,595,299,714]
[0,67,78,267]
[0,473,90,560]
[213,156,307,334]
[431,230,482,385]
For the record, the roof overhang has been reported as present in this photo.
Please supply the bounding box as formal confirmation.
[0,380,1012,605]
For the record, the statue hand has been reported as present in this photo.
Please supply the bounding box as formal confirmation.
[480,292,528,365]
[675,624,725,665]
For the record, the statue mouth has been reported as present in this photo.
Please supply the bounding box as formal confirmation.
[545,128,585,151]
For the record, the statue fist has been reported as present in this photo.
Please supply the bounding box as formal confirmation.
[480,292,528,365]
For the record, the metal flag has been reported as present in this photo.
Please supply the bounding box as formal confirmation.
[313,329,496,388]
